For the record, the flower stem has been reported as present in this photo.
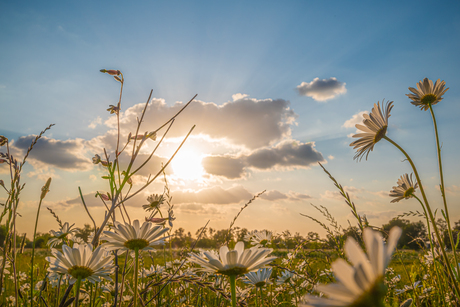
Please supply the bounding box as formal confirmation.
[134,248,139,307]
[229,275,237,307]
[429,104,459,270]
[74,277,82,307]
[30,197,44,307]
[384,136,460,299]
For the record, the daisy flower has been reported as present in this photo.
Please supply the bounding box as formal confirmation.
[244,268,272,288]
[188,241,276,276]
[101,219,169,252]
[47,222,77,248]
[350,100,393,161]
[406,78,448,111]
[389,173,418,203]
[143,194,164,212]
[247,230,273,247]
[300,226,402,307]
[46,243,114,284]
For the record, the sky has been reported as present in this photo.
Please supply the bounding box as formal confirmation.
[1,1,460,239]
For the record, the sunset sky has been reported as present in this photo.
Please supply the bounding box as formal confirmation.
[1,1,460,238]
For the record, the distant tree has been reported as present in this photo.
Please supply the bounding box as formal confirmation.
[382,218,426,250]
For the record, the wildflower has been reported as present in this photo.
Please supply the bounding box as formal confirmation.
[46,243,114,284]
[145,217,168,224]
[107,104,120,114]
[0,135,7,146]
[407,78,448,111]
[350,100,393,161]
[101,219,169,252]
[276,269,294,285]
[47,222,77,248]
[188,241,276,276]
[143,194,164,211]
[92,154,101,164]
[300,226,402,307]
[389,173,418,203]
[247,230,272,247]
[244,268,272,287]
[168,208,176,227]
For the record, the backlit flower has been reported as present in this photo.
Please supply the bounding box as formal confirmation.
[407,78,448,111]
[244,268,272,287]
[188,241,276,276]
[143,194,164,211]
[389,173,418,203]
[48,222,77,248]
[46,243,114,284]
[101,219,169,252]
[300,226,402,307]
[350,100,393,161]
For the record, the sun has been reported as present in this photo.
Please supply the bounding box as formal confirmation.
[171,149,204,181]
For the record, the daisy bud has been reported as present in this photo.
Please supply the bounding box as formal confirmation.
[147,131,157,141]
[96,192,111,201]
[40,178,52,200]
[100,69,121,76]
[92,154,101,165]
[107,105,120,114]
[0,136,7,146]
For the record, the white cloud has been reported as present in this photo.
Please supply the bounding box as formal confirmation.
[296,77,347,101]
[105,96,297,150]
[328,155,334,160]
[202,140,325,179]
[343,111,368,128]
[88,116,102,129]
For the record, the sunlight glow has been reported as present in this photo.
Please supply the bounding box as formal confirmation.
[171,149,204,181]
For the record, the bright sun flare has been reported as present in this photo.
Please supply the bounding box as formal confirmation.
[171,149,204,181]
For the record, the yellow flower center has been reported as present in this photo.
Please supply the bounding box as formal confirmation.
[255,281,266,287]
[403,187,414,198]
[219,267,249,276]
[68,265,94,280]
[421,94,437,105]
[373,126,387,144]
[124,239,149,250]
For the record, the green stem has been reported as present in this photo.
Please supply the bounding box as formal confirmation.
[429,104,459,271]
[134,248,139,307]
[74,277,82,307]
[414,195,448,307]
[30,197,44,307]
[229,275,237,307]
[383,136,460,299]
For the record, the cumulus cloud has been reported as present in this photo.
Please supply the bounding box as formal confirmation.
[105,96,297,149]
[171,185,253,205]
[260,190,312,202]
[202,140,325,179]
[342,111,368,128]
[88,116,102,129]
[14,136,90,171]
[296,77,347,101]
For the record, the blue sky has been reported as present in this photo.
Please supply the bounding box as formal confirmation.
[1,1,460,237]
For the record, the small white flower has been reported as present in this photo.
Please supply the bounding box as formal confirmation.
[276,269,294,285]
[350,100,393,161]
[102,219,169,252]
[389,173,418,203]
[244,268,272,287]
[188,241,276,276]
[407,78,448,111]
[48,222,77,248]
[46,243,114,284]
